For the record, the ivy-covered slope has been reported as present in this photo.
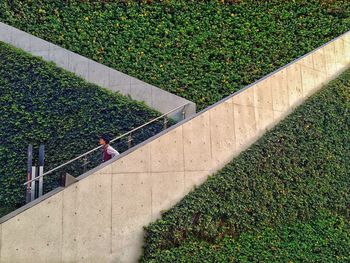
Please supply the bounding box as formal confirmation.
[141,69,350,261]
[0,42,163,211]
[1,0,350,110]
[146,213,350,262]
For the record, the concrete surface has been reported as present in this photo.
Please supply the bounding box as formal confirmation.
[0,22,196,119]
[0,28,349,263]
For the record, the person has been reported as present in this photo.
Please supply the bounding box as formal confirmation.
[99,135,120,162]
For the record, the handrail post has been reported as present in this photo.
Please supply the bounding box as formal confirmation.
[182,106,186,120]
[26,145,33,203]
[163,116,168,130]
[128,133,133,149]
[30,166,37,202]
[82,155,89,173]
[38,144,45,198]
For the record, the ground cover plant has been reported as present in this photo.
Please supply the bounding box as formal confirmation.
[141,68,350,261]
[0,42,165,215]
[1,0,350,110]
[145,213,350,262]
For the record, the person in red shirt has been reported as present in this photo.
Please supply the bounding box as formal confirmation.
[99,135,120,162]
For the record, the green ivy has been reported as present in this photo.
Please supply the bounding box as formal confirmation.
[0,42,165,210]
[146,212,350,262]
[0,0,349,110]
[141,69,350,261]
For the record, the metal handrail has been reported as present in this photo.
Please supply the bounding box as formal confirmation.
[23,103,189,186]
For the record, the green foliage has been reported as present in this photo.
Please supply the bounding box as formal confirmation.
[0,42,164,208]
[0,206,14,218]
[141,69,350,261]
[146,213,350,262]
[1,0,350,110]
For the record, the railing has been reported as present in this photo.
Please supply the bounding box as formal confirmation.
[23,103,189,197]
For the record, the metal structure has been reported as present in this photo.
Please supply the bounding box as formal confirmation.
[25,145,33,203]
[26,144,45,203]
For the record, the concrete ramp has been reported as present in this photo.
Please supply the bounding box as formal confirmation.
[0,31,349,263]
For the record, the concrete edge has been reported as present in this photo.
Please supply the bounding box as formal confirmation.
[0,187,65,224]
[0,22,196,116]
[1,29,349,224]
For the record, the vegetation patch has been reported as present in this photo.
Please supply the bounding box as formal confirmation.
[145,213,350,262]
[0,42,164,211]
[1,0,350,110]
[141,69,350,261]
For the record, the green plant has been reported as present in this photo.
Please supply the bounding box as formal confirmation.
[0,42,165,209]
[145,212,350,262]
[141,69,350,261]
[0,0,349,110]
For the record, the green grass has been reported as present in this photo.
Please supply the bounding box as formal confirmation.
[1,0,349,110]
[0,42,165,209]
[141,68,350,261]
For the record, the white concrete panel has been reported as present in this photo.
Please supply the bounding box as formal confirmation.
[334,38,347,69]
[151,172,185,220]
[112,228,144,263]
[10,30,32,52]
[28,36,51,52]
[312,48,327,73]
[323,42,338,78]
[253,78,273,110]
[61,184,79,262]
[150,127,184,172]
[286,63,303,108]
[0,22,12,42]
[112,172,152,262]
[49,47,70,69]
[255,107,274,133]
[129,81,154,106]
[343,32,350,44]
[68,53,90,79]
[75,173,112,262]
[233,104,257,151]
[112,173,152,232]
[112,145,150,174]
[183,112,212,171]
[108,69,131,87]
[344,41,350,65]
[210,98,236,170]
[271,68,289,112]
[87,60,110,87]
[300,64,317,98]
[232,86,254,107]
[298,53,314,69]
[1,193,63,263]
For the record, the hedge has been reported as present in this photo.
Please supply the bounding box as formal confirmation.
[146,213,350,262]
[141,69,350,261]
[0,0,350,110]
[0,42,165,212]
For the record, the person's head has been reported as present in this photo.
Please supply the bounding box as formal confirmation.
[99,135,110,146]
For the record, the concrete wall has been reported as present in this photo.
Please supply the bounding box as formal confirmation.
[0,30,349,263]
[0,22,196,119]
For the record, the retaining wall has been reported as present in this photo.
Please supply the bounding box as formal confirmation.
[0,22,196,119]
[0,30,349,263]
